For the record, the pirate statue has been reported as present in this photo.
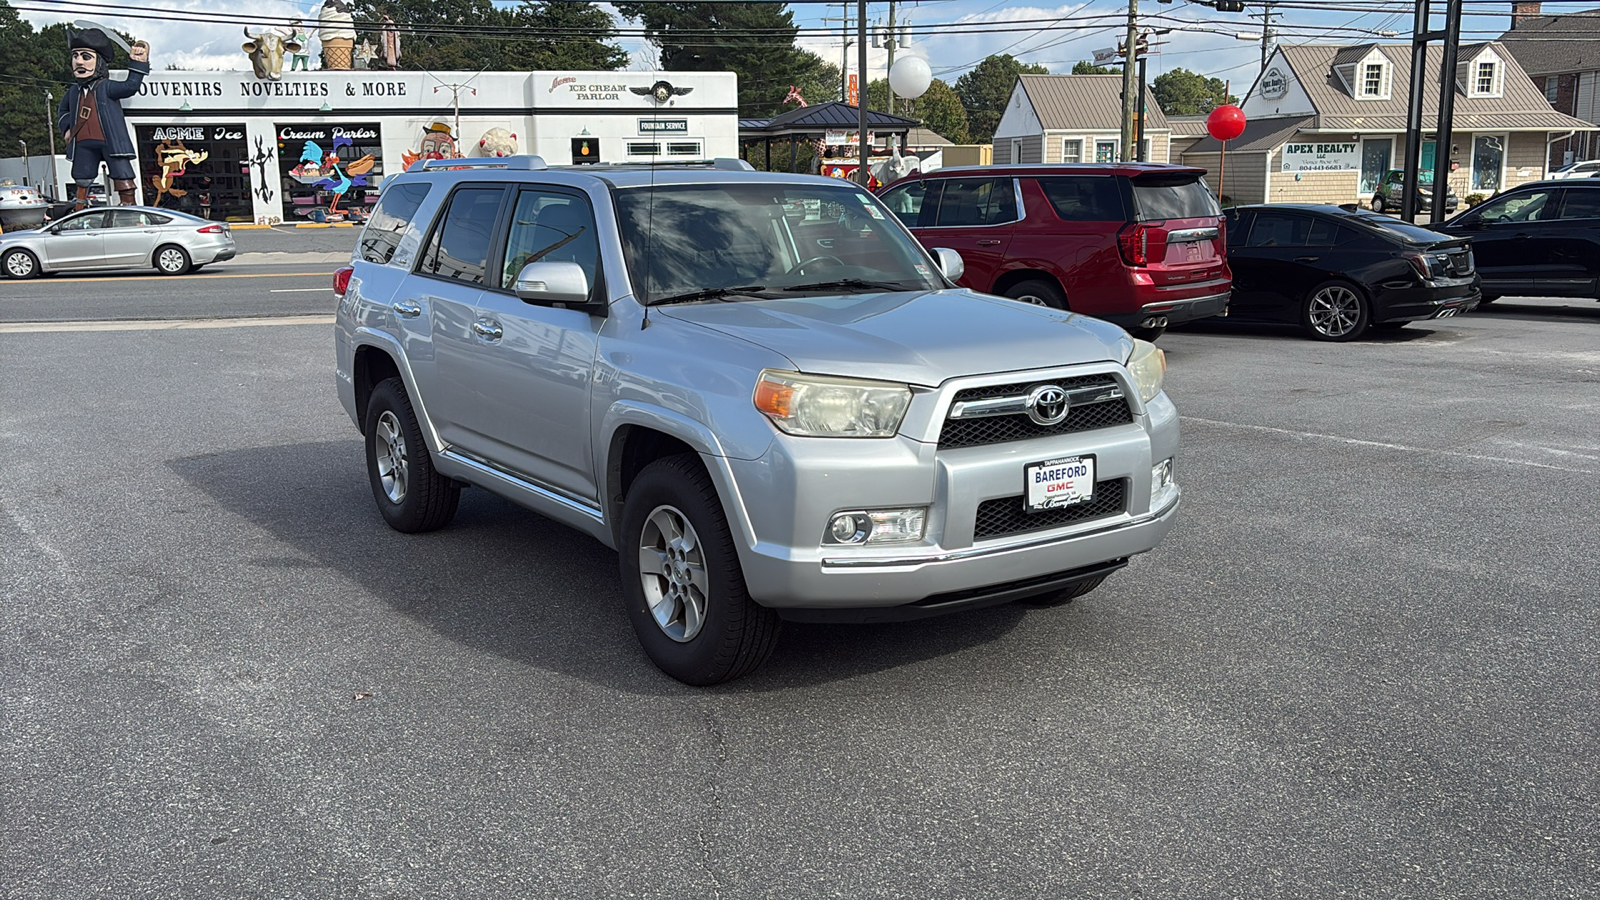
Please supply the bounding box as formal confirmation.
[58,27,149,210]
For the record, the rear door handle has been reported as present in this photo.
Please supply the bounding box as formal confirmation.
[391,300,422,318]
[1513,233,1531,239]
[976,239,1001,246]
[1294,256,1319,263]
[472,319,503,341]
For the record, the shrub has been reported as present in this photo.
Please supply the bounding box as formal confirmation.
[1464,193,1486,207]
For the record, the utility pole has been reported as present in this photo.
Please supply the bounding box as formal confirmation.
[823,4,851,101]
[1121,0,1139,161]
[886,1,897,116]
[858,0,869,184]
[1259,2,1276,71]
[44,91,58,200]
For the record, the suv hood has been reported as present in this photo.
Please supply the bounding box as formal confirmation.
[655,289,1129,386]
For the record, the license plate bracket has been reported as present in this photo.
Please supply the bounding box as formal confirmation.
[1025,455,1096,512]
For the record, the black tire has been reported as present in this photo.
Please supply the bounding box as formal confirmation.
[1300,279,1370,341]
[1371,195,1385,214]
[1128,324,1166,341]
[189,264,204,273]
[363,376,460,533]
[1017,576,1106,608]
[1002,278,1067,309]
[620,454,780,685]
[2,247,40,280]
[154,244,191,275]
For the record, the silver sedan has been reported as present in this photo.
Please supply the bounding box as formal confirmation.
[0,206,237,278]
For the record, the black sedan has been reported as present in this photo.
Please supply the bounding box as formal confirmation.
[1221,204,1479,341]
[1436,178,1600,304]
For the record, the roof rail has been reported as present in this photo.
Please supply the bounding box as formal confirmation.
[407,155,548,173]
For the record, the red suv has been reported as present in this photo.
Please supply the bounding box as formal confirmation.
[877,163,1231,339]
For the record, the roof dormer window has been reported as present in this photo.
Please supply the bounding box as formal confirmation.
[1359,61,1390,100]
[1470,54,1504,98]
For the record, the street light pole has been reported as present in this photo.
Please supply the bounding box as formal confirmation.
[19,141,30,189]
[1121,0,1139,161]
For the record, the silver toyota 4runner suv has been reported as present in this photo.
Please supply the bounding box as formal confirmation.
[334,156,1180,685]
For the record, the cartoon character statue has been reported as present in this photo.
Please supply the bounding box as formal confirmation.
[401,123,460,168]
[59,26,149,210]
[149,140,209,207]
[303,136,375,218]
[476,127,518,158]
[288,20,311,71]
[315,0,357,70]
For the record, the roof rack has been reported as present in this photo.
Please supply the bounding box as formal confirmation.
[408,155,548,173]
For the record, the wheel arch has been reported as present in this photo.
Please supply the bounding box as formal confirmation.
[600,403,753,551]
[992,268,1066,304]
[352,343,403,436]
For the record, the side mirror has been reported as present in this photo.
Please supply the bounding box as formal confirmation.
[930,247,965,283]
[512,261,592,308]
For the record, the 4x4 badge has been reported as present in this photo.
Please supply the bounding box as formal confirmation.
[1026,385,1070,426]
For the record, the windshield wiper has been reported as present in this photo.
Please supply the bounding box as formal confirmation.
[649,285,767,306]
[778,278,911,293]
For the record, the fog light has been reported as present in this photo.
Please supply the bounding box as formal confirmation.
[1151,458,1175,507]
[824,508,927,545]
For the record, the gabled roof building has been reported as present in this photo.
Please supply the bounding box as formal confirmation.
[992,75,1172,165]
[1498,2,1600,166]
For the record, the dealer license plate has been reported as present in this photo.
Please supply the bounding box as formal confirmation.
[1025,455,1095,512]
[1181,241,1202,262]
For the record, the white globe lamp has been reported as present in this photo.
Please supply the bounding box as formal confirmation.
[889,55,932,100]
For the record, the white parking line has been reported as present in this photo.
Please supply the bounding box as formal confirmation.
[1182,415,1600,475]
[0,315,334,334]
[269,288,332,293]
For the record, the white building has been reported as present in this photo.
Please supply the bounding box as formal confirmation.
[113,69,738,224]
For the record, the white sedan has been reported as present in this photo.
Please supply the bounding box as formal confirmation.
[0,206,236,278]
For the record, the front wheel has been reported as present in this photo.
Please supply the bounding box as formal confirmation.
[1301,280,1370,341]
[363,377,460,533]
[620,454,780,685]
[154,244,191,275]
[1371,195,1386,213]
[3,247,40,279]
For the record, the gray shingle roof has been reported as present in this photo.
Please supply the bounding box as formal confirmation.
[1184,115,1316,153]
[1016,75,1170,132]
[1277,43,1594,132]
[752,101,919,136]
[1498,10,1600,75]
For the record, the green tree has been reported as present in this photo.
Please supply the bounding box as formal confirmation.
[1151,67,1238,115]
[953,54,1047,145]
[0,2,92,186]
[614,2,838,118]
[350,0,627,71]
[865,77,968,144]
[1071,60,1119,75]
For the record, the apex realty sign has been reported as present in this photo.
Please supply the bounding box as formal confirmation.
[1281,142,1360,173]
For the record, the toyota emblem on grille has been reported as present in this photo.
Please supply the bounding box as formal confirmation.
[1025,385,1070,426]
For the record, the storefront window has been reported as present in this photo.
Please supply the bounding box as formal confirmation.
[1094,140,1117,163]
[134,124,252,222]
[277,122,384,222]
[1471,134,1504,193]
[1359,138,1391,194]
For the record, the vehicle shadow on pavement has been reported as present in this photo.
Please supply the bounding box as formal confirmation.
[1171,319,1445,343]
[169,441,1026,693]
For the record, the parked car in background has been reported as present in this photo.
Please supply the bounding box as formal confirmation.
[0,206,235,278]
[1222,204,1479,340]
[1546,159,1600,180]
[877,163,1231,340]
[1371,169,1458,215]
[1438,178,1600,303]
[0,182,49,232]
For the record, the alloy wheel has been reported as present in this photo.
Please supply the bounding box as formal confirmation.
[5,251,34,277]
[1308,285,1363,338]
[158,248,187,273]
[373,410,409,504]
[637,505,709,643]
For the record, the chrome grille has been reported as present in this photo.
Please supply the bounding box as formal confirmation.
[973,480,1127,540]
[938,374,1133,450]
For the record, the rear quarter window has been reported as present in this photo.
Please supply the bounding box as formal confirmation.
[1131,175,1220,221]
[1037,177,1126,222]
[359,182,433,265]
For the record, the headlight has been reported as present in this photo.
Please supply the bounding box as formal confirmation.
[753,369,912,437]
[1125,339,1166,403]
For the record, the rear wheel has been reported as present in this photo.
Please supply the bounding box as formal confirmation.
[154,244,191,275]
[620,454,780,685]
[1301,280,1370,341]
[1002,278,1066,309]
[363,377,460,533]
[2,247,39,279]
[1371,195,1386,214]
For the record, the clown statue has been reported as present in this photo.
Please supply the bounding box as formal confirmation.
[59,28,149,210]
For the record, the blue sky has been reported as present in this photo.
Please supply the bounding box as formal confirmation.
[18,0,1532,98]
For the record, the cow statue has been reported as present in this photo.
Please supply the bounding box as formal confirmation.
[242,27,301,81]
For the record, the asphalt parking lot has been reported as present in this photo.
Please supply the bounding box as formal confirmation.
[1,298,1596,897]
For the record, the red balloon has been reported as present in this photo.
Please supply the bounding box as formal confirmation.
[1207,105,1247,141]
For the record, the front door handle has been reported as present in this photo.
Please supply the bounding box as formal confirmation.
[392,300,422,318]
[472,319,503,341]
[976,239,1002,247]
[1513,233,1531,239]
[1294,256,1320,263]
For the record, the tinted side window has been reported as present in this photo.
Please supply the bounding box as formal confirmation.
[1558,188,1600,219]
[881,181,934,228]
[1307,218,1358,247]
[1038,177,1125,222]
[361,182,433,265]
[1474,189,1555,223]
[934,178,1016,227]
[1245,213,1309,248]
[500,188,600,295]
[420,186,503,285]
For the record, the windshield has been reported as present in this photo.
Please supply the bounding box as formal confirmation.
[613,182,943,304]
